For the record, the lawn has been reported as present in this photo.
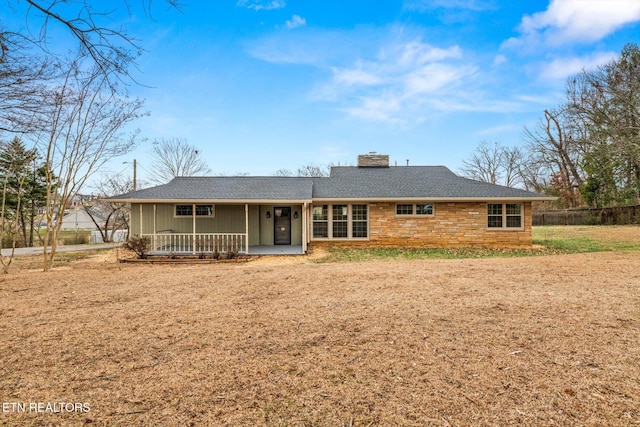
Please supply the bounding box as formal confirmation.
[0,226,638,426]
[321,225,640,262]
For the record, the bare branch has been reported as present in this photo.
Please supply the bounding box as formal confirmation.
[147,137,211,185]
[30,57,144,271]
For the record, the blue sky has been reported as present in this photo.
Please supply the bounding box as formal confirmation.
[8,0,640,182]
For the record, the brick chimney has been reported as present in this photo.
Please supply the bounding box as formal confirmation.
[357,152,389,168]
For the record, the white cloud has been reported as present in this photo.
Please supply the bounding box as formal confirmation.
[492,54,507,67]
[236,0,286,11]
[474,124,521,137]
[507,0,640,47]
[539,51,616,80]
[322,39,477,123]
[285,15,306,29]
[404,63,472,94]
[244,29,350,66]
[393,40,462,66]
[331,67,383,86]
[246,27,524,124]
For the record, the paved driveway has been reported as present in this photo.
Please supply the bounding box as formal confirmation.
[1,243,121,257]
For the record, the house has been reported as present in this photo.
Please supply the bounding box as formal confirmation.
[108,153,554,255]
[59,207,105,231]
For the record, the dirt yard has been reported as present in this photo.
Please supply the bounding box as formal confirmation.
[1,242,639,425]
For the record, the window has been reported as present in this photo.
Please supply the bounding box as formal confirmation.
[506,204,522,228]
[352,204,368,238]
[312,204,368,239]
[396,204,413,215]
[175,204,214,217]
[416,204,434,215]
[332,204,348,238]
[195,205,214,216]
[175,205,193,216]
[397,203,435,216]
[488,203,522,229]
[487,203,502,228]
[312,205,328,238]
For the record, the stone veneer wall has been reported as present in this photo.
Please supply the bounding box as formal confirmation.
[311,201,533,249]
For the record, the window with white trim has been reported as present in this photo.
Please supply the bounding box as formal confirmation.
[175,204,215,217]
[352,204,368,238]
[396,204,413,215]
[332,204,348,238]
[416,203,434,215]
[396,203,434,216]
[312,204,368,239]
[312,205,328,238]
[487,203,522,229]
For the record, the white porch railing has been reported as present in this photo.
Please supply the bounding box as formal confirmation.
[141,233,247,254]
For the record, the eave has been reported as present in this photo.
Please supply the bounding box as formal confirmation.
[107,196,556,204]
[310,196,558,202]
[105,198,314,204]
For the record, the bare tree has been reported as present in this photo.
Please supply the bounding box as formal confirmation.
[567,43,640,205]
[274,163,331,177]
[0,30,58,135]
[459,141,503,184]
[84,172,134,243]
[502,145,524,188]
[147,137,211,185]
[273,168,294,177]
[459,141,524,187]
[523,109,586,207]
[33,57,143,271]
[4,0,183,87]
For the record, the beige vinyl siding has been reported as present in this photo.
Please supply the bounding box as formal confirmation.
[132,203,246,235]
[248,205,260,246]
[258,205,303,246]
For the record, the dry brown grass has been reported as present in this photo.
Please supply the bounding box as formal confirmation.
[1,241,639,425]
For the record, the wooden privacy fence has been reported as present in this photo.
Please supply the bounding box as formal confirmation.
[533,205,640,226]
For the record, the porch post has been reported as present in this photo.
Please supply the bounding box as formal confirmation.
[245,204,249,254]
[153,204,157,251]
[302,202,308,253]
[139,204,143,235]
[192,203,196,255]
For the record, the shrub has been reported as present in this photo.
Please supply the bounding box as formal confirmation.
[123,236,151,259]
[62,233,89,245]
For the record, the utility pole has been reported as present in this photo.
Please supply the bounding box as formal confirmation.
[123,159,137,191]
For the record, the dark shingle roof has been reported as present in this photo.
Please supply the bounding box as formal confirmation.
[109,176,314,202]
[109,166,553,202]
[311,166,549,199]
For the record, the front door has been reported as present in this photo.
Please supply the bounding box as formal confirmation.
[274,207,291,245]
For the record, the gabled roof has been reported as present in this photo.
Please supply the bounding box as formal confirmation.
[108,166,553,203]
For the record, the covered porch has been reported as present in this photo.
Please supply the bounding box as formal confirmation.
[139,232,304,256]
[135,202,309,256]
